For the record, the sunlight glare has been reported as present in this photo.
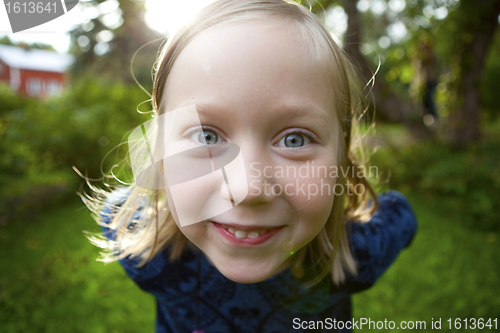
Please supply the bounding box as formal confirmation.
[145,0,216,35]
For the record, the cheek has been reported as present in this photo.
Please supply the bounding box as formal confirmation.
[280,161,337,244]
[165,188,210,245]
[280,161,337,215]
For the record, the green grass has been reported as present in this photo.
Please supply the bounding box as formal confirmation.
[0,200,155,333]
[352,193,500,332]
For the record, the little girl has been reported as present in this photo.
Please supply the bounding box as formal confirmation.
[84,0,417,332]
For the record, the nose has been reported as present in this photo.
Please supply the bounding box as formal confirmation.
[220,143,276,206]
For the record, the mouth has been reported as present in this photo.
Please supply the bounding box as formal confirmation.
[210,221,284,245]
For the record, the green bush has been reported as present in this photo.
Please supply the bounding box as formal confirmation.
[0,84,35,178]
[4,78,148,178]
[0,79,150,221]
[370,134,500,232]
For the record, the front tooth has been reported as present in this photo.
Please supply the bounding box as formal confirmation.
[235,230,247,239]
[248,232,259,239]
[228,228,235,234]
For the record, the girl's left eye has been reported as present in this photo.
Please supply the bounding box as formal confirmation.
[188,127,225,145]
[276,132,312,148]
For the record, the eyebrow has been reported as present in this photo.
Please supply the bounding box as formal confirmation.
[195,103,333,125]
[194,104,227,118]
[274,104,333,124]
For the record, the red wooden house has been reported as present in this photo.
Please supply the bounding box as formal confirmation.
[0,45,73,98]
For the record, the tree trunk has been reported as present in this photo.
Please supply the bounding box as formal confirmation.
[341,0,434,140]
[450,0,500,145]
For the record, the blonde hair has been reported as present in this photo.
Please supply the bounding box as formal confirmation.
[82,0,378,286]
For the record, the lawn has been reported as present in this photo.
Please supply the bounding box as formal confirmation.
[352,193,500,332]
[0,201,155,333]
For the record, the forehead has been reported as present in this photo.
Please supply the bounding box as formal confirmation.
[167,19,316,83]
[162,18,336,128]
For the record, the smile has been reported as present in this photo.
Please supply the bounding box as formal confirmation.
[210,221,284,245]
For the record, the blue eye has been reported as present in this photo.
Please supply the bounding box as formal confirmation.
[285,134,304,147]
[189,128,223,145]
[199,130,218,144]
[278,132,312,148]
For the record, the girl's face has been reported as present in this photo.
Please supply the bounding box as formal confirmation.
[163,19,340,283]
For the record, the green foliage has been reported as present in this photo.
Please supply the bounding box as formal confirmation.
[1,78,148,178]
[353,193,500,331]
[68,0,160,85]
[480,31,500,119]
[354,123,500,330]
[0,35,55,51]
[0,79,150,221]
[0,84,34,178]
[0,35,15,46]
[369,125,500,232]
[0,200,155,332]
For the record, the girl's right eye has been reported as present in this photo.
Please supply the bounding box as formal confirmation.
[187,127,225,145]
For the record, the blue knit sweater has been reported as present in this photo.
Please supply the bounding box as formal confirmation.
[101,191,417,333]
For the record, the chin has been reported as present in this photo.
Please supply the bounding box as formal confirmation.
[225,274,265,284]
[218,269,270,284]
[208,255,290,284]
